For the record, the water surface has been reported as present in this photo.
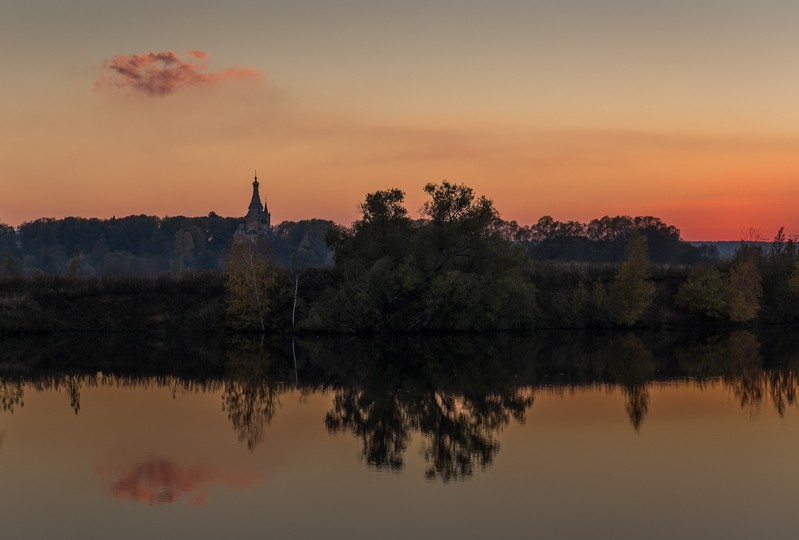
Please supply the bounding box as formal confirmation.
[1,331,798,539]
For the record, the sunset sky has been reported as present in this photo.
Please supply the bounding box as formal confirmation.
[2,0,798,239]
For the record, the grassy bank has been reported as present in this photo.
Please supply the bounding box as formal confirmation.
[0,273,225,334]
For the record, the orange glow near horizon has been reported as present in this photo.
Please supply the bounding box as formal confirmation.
[2,148,796,239]
[3,116,795,240]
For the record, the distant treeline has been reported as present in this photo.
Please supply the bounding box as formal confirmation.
[511,214,718,263]
[0,214,333,277]
[1,202,715,280]
[689,241,771,260]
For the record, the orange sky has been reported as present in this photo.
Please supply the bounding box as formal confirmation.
[2,0,798,239]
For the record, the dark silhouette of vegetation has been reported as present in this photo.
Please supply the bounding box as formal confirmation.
[0,214,332,277]
[676,265,729,320]
[0,252,22,278]
[728,249,763,322]
[520,214,714,264]
[2,183,798,333]
[607,232,656,325]
[0,273,225,334]
[225,239,276,331]
[313,182,535,332]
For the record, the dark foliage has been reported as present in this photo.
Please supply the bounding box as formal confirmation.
[519,214,713,264]
[0,273,225,334]
[4,214,332,276]
[315,182,536,332]
[1,184,797,333]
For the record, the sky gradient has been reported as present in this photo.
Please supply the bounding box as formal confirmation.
[2,0,798,239]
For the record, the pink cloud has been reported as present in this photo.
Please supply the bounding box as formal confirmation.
[98,50,261,96]
[187,49,209,60]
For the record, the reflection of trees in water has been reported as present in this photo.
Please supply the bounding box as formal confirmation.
[416,390,533,481]
[677,330,799,417]
[326,383,533,482]
[723,332,799,417]
[67,376,81,414]
[0,374,223,417]
[326,389,409,470]
[222,339,284,451]
[0,379,24,413]
[623,386,649,432]
[32,374,96,414]
[0,339,289,453]
[768,370,799,417]
[0,376,85,414]
[723,332,764,414]
[9,330,799,470]
[596,334,654,432]
[420,393,499,481]
[0,361,287,452]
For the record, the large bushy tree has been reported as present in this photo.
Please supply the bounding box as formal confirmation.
[728,250,762,322]
[675,265,728,319]
[315,182,535,332]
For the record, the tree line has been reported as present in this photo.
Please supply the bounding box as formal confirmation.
[513,214,718,263]
[0,190,712,280]
[226,182,798,332]
[3,181,799,332]
[0,214,333,277]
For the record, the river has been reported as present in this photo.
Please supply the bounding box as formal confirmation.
[1,330,798,539]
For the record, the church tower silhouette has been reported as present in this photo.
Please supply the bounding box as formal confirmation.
[234,171,271,242]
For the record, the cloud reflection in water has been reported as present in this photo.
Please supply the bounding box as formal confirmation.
[98,457,261,506]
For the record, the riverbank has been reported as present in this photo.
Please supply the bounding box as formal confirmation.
[0,260,796,334]
[0,274,225,334]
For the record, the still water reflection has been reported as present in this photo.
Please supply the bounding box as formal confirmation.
[2,330,799,538]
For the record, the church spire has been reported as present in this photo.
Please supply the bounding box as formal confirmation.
[247,172,264,217]
[235,171,272,242]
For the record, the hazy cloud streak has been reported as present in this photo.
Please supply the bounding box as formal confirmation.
[186,49,210,60]
[98,50,261,96]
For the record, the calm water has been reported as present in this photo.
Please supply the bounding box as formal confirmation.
[2,331,799,539]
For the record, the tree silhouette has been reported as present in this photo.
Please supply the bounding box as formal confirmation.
[728,250,762,322]
[676,264,728,320]
[608,231,655,325]
[225,239,276,332]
